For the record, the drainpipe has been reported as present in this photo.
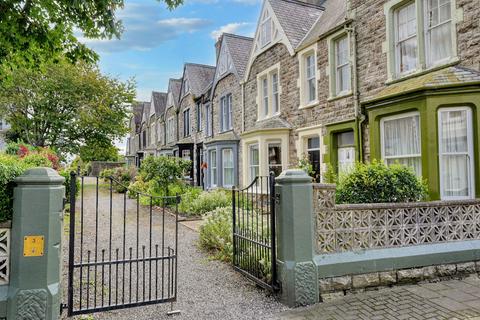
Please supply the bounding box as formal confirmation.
[345,21,365,163]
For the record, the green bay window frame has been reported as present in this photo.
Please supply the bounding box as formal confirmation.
[324,120,360,176]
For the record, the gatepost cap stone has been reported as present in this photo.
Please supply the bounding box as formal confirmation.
[275,169,313,184]
[15,167,65,185]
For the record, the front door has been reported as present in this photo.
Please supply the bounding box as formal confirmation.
[438,107,475,200]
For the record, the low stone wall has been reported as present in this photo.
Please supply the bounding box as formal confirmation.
[90,161,126,176]
[312,184,480,298]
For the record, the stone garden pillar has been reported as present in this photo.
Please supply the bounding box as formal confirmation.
[7,168,65,320]
[275,169,318,307]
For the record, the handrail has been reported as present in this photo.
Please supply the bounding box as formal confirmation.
[235,176,270,192]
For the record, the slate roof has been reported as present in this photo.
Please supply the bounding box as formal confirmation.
[133,103,144,127]
[268,0,325,49]
[223,33,254,79]
[168,78,182,108]
[244,116,293,135]
[298,0,346,49]
[142,102,150,123]
[183,63,216,97]
[367,66,480,104]
[151,91,167,115]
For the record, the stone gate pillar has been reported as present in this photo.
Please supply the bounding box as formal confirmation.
[275,169,318,307]
[7,168,65,320]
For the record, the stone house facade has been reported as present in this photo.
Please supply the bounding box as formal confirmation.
[161,78,182,157]
[126,0,480,201]
[204,33,253,189]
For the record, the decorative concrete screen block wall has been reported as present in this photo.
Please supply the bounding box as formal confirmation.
[313,184,480,254]
[0,229,10,285]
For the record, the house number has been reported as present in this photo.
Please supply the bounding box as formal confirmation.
[23,236,45,257]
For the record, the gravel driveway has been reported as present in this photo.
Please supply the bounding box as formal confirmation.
[62,177,287,320]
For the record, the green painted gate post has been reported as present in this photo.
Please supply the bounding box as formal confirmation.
[275,169,318,307]
[7,168,65,320]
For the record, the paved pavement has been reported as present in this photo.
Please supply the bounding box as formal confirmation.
[270,275,480,320]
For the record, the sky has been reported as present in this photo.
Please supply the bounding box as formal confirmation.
[79,0,263,102]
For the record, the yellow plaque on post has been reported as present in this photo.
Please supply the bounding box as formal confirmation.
[23,236,44,257]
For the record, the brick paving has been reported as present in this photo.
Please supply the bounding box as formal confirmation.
[269,275,480,320]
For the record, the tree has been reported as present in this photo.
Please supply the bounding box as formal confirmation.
[0,0,184,69]
[0,59,135,158]
[79,140,121,162]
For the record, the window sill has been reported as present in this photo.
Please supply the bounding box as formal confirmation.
[328,92,353,102]
[299,100,320,110]
[219,129,234,134]
[257,113,281,122]
[386,58,460,85]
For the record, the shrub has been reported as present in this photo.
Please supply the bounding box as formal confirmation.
[179,189,231,216]
[199,207,233,262]
[139,156,191,195]
[21,153,53,168]
[100,166,136,193]
[336,160,428,204]
[99,168,115,182]
[0,154,27,221]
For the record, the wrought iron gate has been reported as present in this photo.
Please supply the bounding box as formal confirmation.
[66,173,179,316]
[232,173,278,291]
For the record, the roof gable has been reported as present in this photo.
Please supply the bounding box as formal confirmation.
[166,78,182,110]
[151,91,167,116]
[181,63,216,99]
[245,0,324,79]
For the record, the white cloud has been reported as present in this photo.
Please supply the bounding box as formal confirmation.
[78,3,212,53]
[210,22,255,40]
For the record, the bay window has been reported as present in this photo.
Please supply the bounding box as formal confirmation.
[210,150,217,187]
[381,112,422,176]
[438,107,474,200]
[268,143,282,177]
[249,145,259,182]
[222,149,234,187]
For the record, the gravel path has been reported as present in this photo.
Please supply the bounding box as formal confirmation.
[62,177,287,320]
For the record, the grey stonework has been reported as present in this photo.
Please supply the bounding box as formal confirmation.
[318,261,480,299]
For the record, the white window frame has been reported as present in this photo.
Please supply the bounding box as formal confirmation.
[249,144,260,183]
[327,31,352,99]
[438,106,475,200]
[257,63,281,120]
[394,1,418,76]
[220,94,233,132]
[424,0,454,68]
[385,0,457,80]
[205,103,212,137]
[210,150,217,188]
[222,148,235,188]
[260,13,272,47]
[298,45,319,108]
[272,72,279,115]
[380,111,422,176]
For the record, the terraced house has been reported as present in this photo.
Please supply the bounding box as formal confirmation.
[127,0,480,201]
[161,78,183,157]
[204,33,253,189]
[178,63,216,185]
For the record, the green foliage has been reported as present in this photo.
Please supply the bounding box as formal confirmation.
[323,163,338,184]
[80,140,121,162]
[199,207,233,262]
[0,154,27,222]
[100,166,137,193]
[0,0,184,71]
[5,141,36,155]
[179,189,231,216]
[336,160,428,204]
[139,156,191,194]
[178,187,203,215]
[298,154,314,177]
[0,59,135,158]
[21,153,53,168]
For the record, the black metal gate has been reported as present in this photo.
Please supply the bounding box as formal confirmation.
[66,173,179,316]
[232,173,277,291]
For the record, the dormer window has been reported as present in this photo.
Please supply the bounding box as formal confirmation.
[260,11,272,47]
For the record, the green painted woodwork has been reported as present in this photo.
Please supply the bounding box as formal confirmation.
[275,170,319,307]
[7,168,65,320]
[365,88,480,200]
[324,120,359,175]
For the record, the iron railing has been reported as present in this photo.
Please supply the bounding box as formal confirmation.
[67,173,179,316]
[232,173,277,291]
